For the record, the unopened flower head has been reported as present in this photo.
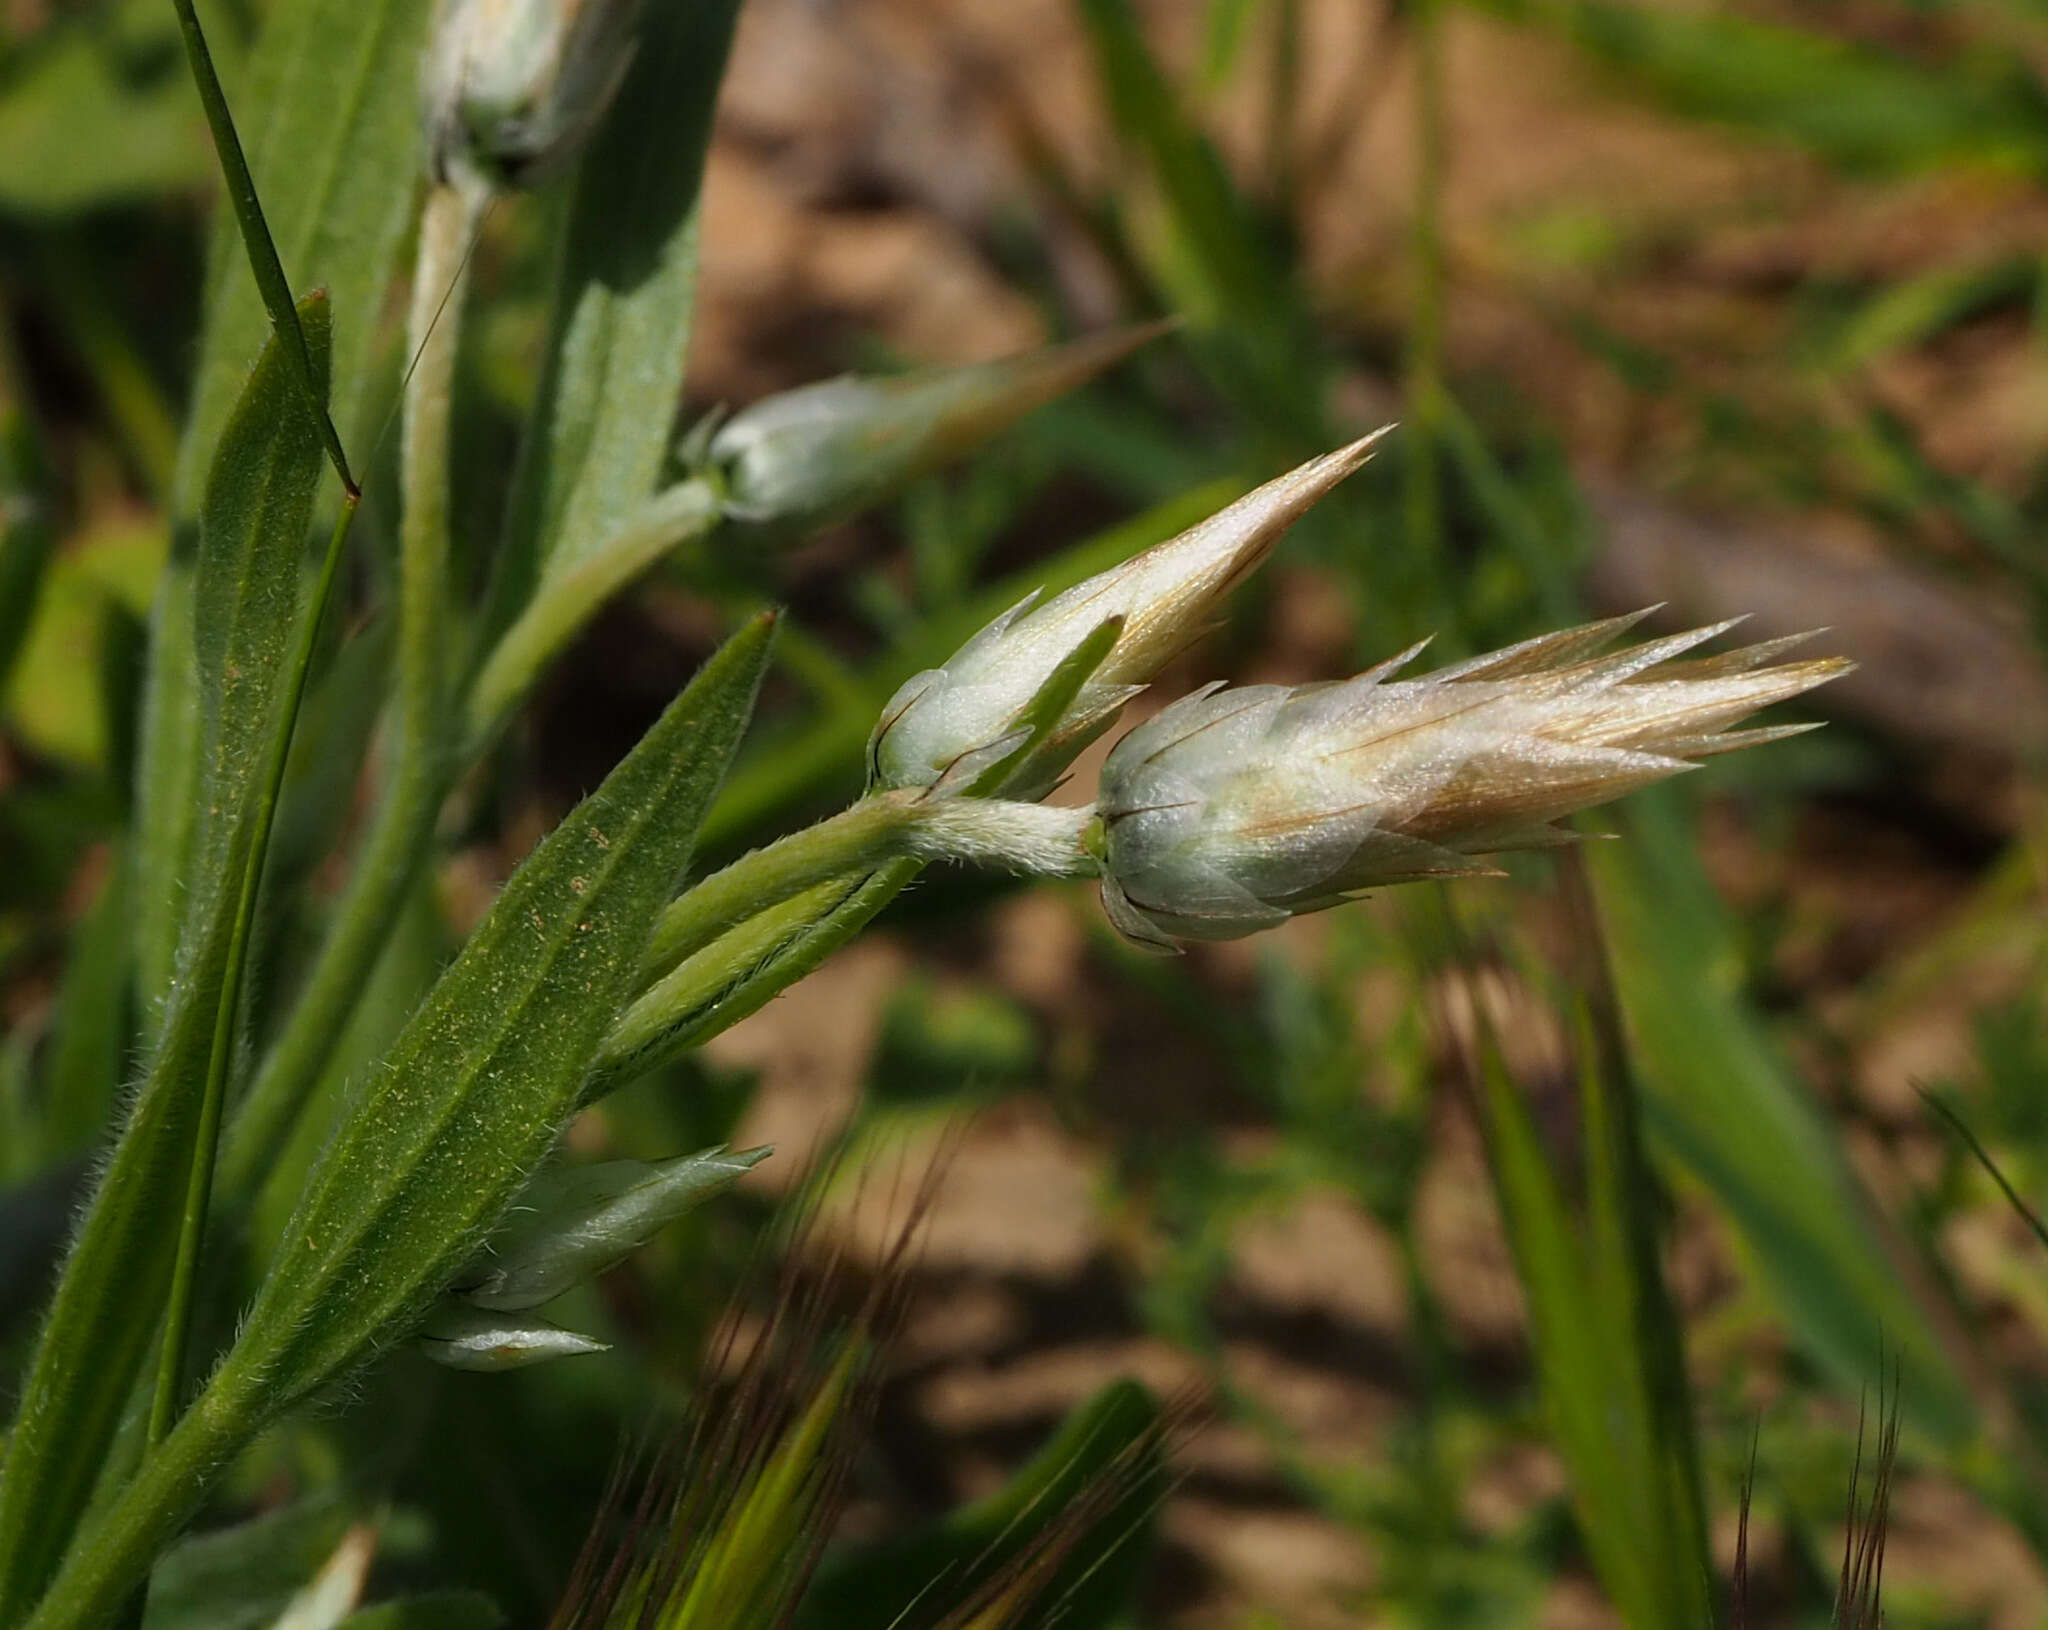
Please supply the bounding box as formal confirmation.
[425,0,643,191]
[1095,612,1852,949]
[702,323,1172,534]
[869,428,1393,800]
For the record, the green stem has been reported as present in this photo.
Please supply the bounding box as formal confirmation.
[168,0,353,495]
[463,479,723,754]
[592,860,920,1099]
[399,183,477,742]
[148,489,361,1445]
[638,795,913,980]
[23,1371,259,1630]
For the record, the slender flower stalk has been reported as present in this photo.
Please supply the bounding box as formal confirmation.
[869,427,1394,799]
[1093,611,1852,948]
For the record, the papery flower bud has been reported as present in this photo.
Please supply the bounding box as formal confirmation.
[420,1304,610,1371]
[454,1145,768,1312]
[1095,612,1852,949]
[870,428,1394,800]
[424,0,643,191]
[698,323,1174,534]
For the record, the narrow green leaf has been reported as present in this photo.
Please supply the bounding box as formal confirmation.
[136,0,433,1017]
[0,301,334,1622]
[170,0,353,490]
[478,0,744,653]
[1593,797,1976,1443]
[237,618,770,1400]
[17,617,776,1630]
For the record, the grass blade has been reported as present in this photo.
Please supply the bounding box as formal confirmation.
[168,0,352,492]
[1591,795,1976,1444]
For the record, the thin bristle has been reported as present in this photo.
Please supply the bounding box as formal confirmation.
[1432,608,1658,683]
[1651,628,1825,681]
[1541,617,1751,690]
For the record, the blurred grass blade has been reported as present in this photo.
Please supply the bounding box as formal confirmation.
[0,0,219,214]
[0,300,334,1622]
[1453,869,1712,1630]
[17,617,776,1630]
[1591,797,1976,1443]
[40,844,135,1155]
[135,0,432,1020]
[797,1378,1167,1630]
[1474,0,2048,175]
[0,365,57,695]
[1921,1088,2048,1258]
[476,0,744,658]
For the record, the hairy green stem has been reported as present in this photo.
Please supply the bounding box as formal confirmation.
[638,796,912,980]
[22,1367,259,1630]
[149,489,360,1445]
[399,183,477,742]
[593,861,920,1098]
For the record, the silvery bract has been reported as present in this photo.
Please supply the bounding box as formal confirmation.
[424,0,643,190]
[869,428,1394,800]
[1095,613,1852,949]
[702,324,1171,533]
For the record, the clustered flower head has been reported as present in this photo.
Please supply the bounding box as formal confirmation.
[1093,613,1851,948]
[861,431,1852,952]
[869,428,1395,800]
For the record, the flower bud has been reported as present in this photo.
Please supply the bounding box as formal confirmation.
[869,428,1394,800]
[1095,612,1852,949]
[424,0,643,191]
[453,1144,767,1311]
[697,323,1173,534]
[419,1304,609,1371]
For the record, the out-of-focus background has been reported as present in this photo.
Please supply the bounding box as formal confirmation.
[6,0,2048,1624]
